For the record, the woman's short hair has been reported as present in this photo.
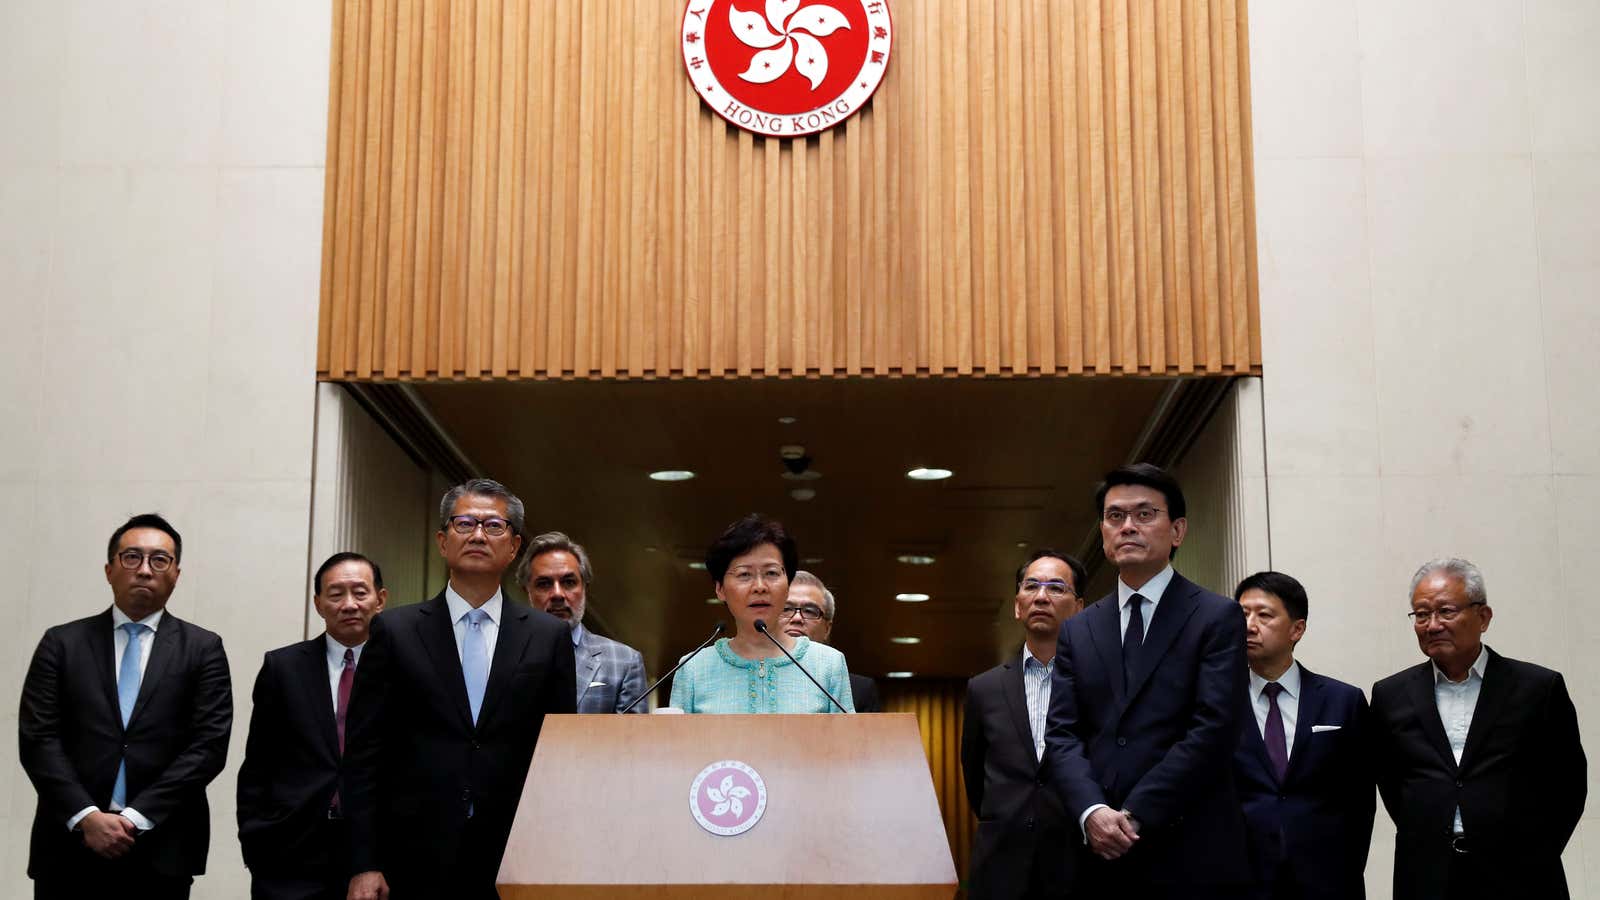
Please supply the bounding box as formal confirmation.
[705,514,799,583]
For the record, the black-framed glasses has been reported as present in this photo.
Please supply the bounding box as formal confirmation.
[448,515,512,537]
[1102,507,1167,527]
[1019,579,1075,600]
[1407,602,1485,626]
[116,549,175,572]
[780,603,826,622]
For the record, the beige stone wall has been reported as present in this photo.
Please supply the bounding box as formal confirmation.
[1250,1,1600,895]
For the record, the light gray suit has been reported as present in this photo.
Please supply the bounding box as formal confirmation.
[574,624,648,714]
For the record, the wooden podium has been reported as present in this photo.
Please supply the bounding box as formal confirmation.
[498,713,958,899]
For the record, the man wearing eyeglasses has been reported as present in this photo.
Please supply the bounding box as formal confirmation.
[961,549,1087,899]
[343,479,576,900]
[1043,463,1250,898]
[1370,558,1585,900]
[779,570,881,712]
[20,513,233,899]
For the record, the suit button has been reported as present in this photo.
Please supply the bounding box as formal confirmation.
[1025,817,1035,831]
[472,740,481,750]
[1455,779,1464,788]
[1036,777,1046,787]
[1278,795,1286,801]
[1116,737,1127,747]
[461,789,471,801]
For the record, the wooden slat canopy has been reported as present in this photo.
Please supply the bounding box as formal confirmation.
[318,0,1260,380]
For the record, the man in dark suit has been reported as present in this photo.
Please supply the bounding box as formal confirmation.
[961,549,1087,899]
[19,513,233,899]
[1043,464,1250,898]
[238,552,389,899]
[1371,557,1585,900]
[1231,571,1373,899]
[781,570,881,712]
[515,531,648,713]
[344,479,576,900]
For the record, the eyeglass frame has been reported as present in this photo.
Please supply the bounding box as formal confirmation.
[446,515,514,538]
[1407,601,1487,626]
[1101,506,1169,527]
[1018,578,1076,599]
[779,603,829,622]
[115,548,176,572]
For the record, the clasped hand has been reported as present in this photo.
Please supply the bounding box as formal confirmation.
[1084,807,1140,860]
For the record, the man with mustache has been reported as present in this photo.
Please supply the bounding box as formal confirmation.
[238,552,388,900]
[1043,464,1250,898]
[961,549,1087,898]
[515,532,647,714]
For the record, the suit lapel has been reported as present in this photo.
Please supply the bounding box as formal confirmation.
[1284,666,1321,784]
[1406,662,1457,771]
[478,601,534,726]
[574,631,600,708]
[997,657,1037,761]
[297,637,340,758]
[90,611,120,722]
[1458,648,1506,774]
[1124,576,1200,704]
[1087,594,1127,708]
[416,593,474,729]
[129,612,180,724]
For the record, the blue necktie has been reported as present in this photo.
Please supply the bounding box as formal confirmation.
[462,609,489,724]
[112,622,149,808]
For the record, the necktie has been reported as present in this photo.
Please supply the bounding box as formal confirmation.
[462,609,489,724]
[1122,593,1146,689]
[112,623,149,809]
[336,648,355,754]
[1263,681,1289,782]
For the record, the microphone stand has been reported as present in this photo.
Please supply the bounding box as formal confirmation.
[754,620,848,713]
[619,623,724,714]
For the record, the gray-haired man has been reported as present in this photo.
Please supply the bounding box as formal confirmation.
[516,531,648,714]
[780,570,881,712]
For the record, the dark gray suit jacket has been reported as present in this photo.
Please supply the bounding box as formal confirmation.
[575,625,647,714]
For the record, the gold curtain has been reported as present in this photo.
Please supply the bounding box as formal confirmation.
[318,0,1260,381]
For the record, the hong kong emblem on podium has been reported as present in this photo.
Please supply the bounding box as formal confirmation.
[681,0,894,137]
[689,760,769,836]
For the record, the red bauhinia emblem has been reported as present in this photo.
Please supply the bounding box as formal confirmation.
[681,0,894,137]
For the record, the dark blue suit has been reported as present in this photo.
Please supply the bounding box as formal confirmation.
[1233,664,1374,899]
[1043,572,1250,896]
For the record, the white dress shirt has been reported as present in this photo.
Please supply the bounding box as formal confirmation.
[1248,661,1302,759]
[1117,564,1176,642]
[325,634,366,714]
[1021,646,1053,762]
[1433,647,1488,834]
[68,607,165,832]
[445,584,503,663]
[570,621,587,648]
[1079,565,1179,834]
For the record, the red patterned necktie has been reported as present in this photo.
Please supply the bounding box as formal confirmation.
[336,648,355,754]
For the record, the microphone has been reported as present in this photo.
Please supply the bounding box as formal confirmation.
[754,620,847,713]
[619,622,724,714]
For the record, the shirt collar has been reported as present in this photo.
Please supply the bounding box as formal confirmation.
[1249,660,1301,704]
[111,606,164,632]
[325,633,365,665]
[1117,564,1176,610]
[445,583,503,625]
[570,621,587,648]
[1021,644,1053,669]
[1432,646,1488,685]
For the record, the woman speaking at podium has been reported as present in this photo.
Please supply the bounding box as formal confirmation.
[669,515,856,714]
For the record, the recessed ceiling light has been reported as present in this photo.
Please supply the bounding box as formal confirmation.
[649,470,696,482]
[905,467,953,481]
[896,554,936,566]
[688,561,707,571]
[789,487,816,501]
[803,557,824,565]
[890,636,922,645]
[705,597,722,605]
[781,470,822,481]
[778,416,797,425]
[886,671,914,679]
[644,546,659,553]
[1015,541,1028,549]
[894,592,930,603]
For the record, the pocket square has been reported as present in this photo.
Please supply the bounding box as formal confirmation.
[1311,724,1342,733]
[588,681,607,688]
